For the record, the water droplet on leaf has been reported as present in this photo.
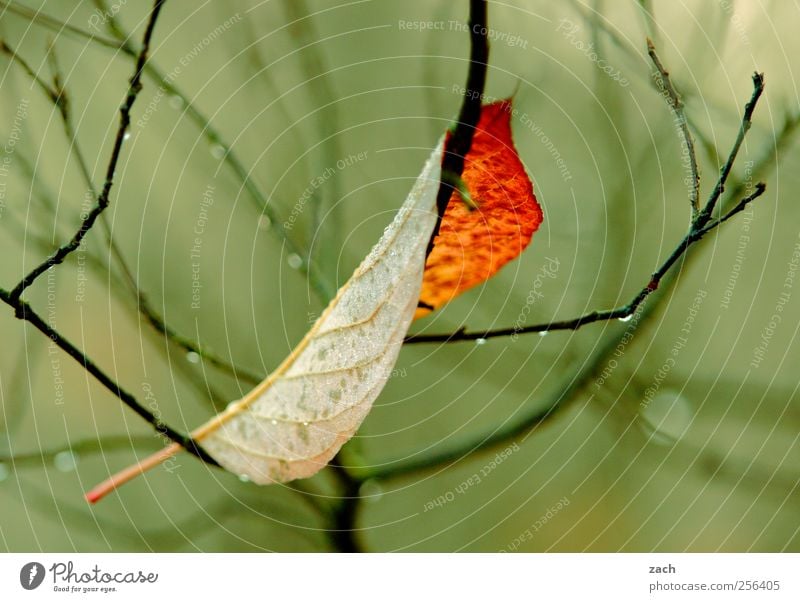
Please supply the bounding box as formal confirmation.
[210,144,226,159]
[186,351,200,364]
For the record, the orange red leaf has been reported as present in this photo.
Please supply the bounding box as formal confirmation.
[415,99,542,319]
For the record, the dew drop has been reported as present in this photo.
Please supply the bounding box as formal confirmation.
[538,330,548,337]
[617,314,633,323]
[186,351,200,364]
[359,479,383,502]
[123,132,131,141]
[475,337,487,346]
[271,419,278,426]
[287,254,303,269]
[302,421,309,427]
[0,462,8,481]
[639,390,693,446]
[210,144,226,159]
[238,474,251,483]
[258,215,271,230]
[169,95,184,110]
[54,451,78,472]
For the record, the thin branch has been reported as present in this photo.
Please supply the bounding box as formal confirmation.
[406,182,766,344]
[43,40,263,387]
[321,0,489,547]
[379,181,755,480]
[94,0,333,302]
[0,435,161,466]
[4,0,331,302]
[0,156,236,412]
[0,0,125,53]
[0,0,216,467]
[647,38,700,217]
[638,0,658,44]
[366,384,571,481]
[372,285,659,481]
[327,461,362,553]
[696,72,765,227]
[0,289,216,466]
[8,0,161,301]
[722,109,800,206]
[383,69,776,479]
[137,303,263,386]
[426,0,489,257]
[407,71,767,345]
[697,182,766,233]
[566,0,745,125]
[0,39,60,105]
[281,0,344,301]
[6,9,259,401]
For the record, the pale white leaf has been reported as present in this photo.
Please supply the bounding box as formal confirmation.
[191,139,445,484]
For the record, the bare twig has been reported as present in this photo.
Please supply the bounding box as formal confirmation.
[281,0,344,301]
[386,68,774,479]
[0,435,161,466]
[93,0,333,302]
[0,289,216,466]
[327,461,362,553]
[376,183,766,479]
[3,0,332,302]
[0,0,216,466]
[426,0,489,257]
[0,0,124,52]
[647,38,700,217]
[390,110,790,487]
[0,39,60,104]
[49,40,263,387]
[4,13,261,387]
[407,183,766,344]
[0,154,237,412]
[327,0,489,551]
[696,73,765,227]
[406,71,767,345]
[8,0,160,301]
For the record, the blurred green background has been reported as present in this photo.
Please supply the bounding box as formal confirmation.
[0,0,798,552]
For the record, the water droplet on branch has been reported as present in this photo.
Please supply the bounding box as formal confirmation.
[54,451,78,472]
[287,254,303,269]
